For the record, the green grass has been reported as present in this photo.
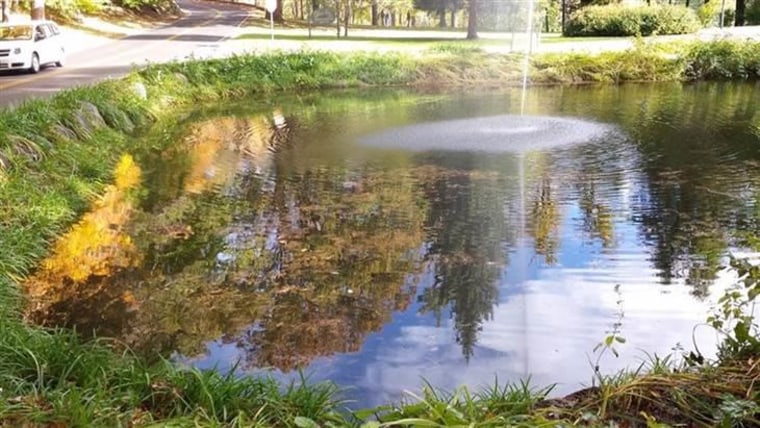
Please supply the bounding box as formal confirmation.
[0,317,347,426]
[235,29,625,48]
[360,379,557,427]
[0,40,759,426]
[236,32,473,43]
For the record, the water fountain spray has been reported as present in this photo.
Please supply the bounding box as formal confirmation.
[520,0,536,116]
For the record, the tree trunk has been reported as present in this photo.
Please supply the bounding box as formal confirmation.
[735,0,746,26]
[467,0,478,39]
[31,0,44,20]
[438,6,446,27]
[274,0,284,22]
[1,0,8,22]
[450,8,456,27]
[343,0,350,36]
[335,0,341,37]
[371,0,378,25]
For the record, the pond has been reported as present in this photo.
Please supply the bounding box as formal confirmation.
[24,82,760,408]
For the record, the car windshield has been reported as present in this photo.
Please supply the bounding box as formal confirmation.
[0,26,33,41]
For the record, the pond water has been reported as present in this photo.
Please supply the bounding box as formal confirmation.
[25,82,760,408]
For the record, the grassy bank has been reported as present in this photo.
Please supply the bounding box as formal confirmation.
[0,40,759,426]
[135,38,760,97]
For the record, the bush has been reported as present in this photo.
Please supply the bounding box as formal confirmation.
[697,1,721,26]
[748,0,760,25]
[43,0,106,22]
[723,8,736,26]
[684,39,760,79]
[565,5,701,37]
[115,0,177,13]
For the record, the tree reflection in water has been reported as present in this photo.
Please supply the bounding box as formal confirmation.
[415,163,508,361]
[24,109,429,370]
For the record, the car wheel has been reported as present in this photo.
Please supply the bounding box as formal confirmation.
[29,53,40,74]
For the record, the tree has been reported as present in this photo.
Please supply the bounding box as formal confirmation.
[467,0,478,38]
[31,0,44,20]
[414,0,449,27]
[265,0,284,22]
[736,0,746,25]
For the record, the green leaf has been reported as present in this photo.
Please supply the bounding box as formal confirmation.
[604,335,614,347]
[360,422,382,428]
[379,418,441,427]
[734,322,751,343]
[749,286,760,301]
[615,336,626,344]
[294,416,320,428]
[354,407,389,420]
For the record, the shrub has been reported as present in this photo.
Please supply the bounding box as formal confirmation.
[565,5,701,37]
[748,0,760,25]
[723,8,736,26]
[697,0,721,26]
[42,0,110,22]
[683,40,760,79]
[115,0,177,13]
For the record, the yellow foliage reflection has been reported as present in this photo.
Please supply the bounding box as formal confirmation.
[25,155,143,299]
[25,110,426,372]
[181,116,273,194]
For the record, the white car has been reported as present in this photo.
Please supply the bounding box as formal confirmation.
[0,20,65,73]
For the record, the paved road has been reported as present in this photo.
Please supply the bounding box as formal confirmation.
[0,0,256,108]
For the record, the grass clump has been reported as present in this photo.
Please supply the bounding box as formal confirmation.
[0,313,345,426]
[362,380,556,427]
[565,5,701,37]
[532,44,684,83]
[528,358,760,427]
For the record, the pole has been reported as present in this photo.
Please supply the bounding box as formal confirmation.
[270,13,274,40]
[719,0,726,28]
